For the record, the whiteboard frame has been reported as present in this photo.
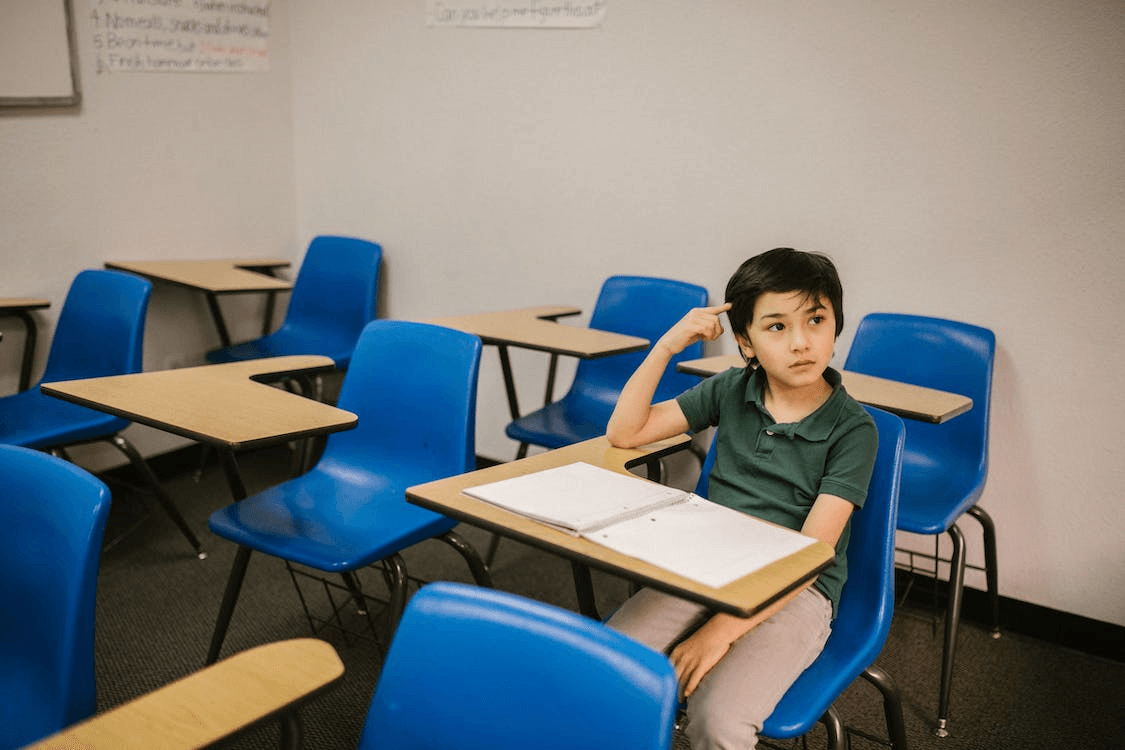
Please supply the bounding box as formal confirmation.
[0,0,82,109]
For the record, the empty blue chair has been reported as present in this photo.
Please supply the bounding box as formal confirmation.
[206,235,382,373]
[694,406,908,750]
[360,581,680,750]
[844,312,997,736]
[505,275,709,458]
[205,321,493,664]
[0,269,204,557]
[494,276,710,564]
[0,445,111,749]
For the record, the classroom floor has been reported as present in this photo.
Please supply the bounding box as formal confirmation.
[91,443,1125,750]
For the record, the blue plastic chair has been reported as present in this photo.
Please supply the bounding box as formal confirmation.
[0,269,204,557]
[205,321,493,663]
[694,406,908,750]
[359,581,680,750]
[844,312,997,737]
[0,445,111,750]
[504,275,710,458]
[206,234,382,374]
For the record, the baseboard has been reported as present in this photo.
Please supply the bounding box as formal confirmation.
[895,569,1125,663]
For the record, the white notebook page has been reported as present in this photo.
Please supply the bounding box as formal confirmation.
[586,494,817,588]
[463,461,686,535]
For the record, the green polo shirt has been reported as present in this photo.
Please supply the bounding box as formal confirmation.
[677,365,877,615]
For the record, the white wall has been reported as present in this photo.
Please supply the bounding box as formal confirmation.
[2,1,1122,628]
[1,0,298,464]
[289,1,1125,627]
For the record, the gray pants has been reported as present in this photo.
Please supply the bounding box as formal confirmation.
[607,586,832,750]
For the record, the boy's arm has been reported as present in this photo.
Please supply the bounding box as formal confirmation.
[606,303,731,448]
[670,492,855,698]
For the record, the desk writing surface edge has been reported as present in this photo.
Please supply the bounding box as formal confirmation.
[23,638,343,750]
[0,298,51,310]
[105,259,293,293]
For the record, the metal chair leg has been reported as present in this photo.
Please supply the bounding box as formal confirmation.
[862,664,909,750]
[381,553,409,634]
[484,532,503,567]
[819,705,849,750]
[107,434,206,558]
[279,711,304,750]
[438,530,494,588]
[340,570,369,616]
[935,523,967,737]
[207,546,253,665]
[967,504,1001,638]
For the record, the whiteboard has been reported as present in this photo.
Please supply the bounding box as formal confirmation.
[0,0,81,108]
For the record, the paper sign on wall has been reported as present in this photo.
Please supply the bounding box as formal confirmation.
[90,0,270,73]
[426,1,606,29]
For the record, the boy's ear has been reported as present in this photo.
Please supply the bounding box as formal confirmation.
[734,333,753,362]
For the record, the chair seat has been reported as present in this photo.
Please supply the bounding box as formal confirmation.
[207,464,458,571]
[505,394,616,450]
[0,389,129,449]
[897,449,986,536]
[205,327,358,369]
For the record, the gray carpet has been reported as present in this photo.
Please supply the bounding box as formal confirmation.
[92,445,1125,749]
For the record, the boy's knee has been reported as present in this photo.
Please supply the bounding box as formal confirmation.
[684,697,761,750]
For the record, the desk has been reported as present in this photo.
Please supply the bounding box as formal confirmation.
[105,259,292,347]
[42,356,358,664]
[677,354,973,424]
[425,306,649,423]
[407,436,834,621]
[0,297,50,391]
[22,638,344,750]
[41,356,356,455]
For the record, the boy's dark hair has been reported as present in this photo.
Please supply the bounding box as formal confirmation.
[724,248,844,365]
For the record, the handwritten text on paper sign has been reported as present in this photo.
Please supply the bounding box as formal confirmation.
[89,0,270,73]
[427,1,607,29]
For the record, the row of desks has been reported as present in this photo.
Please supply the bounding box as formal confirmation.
[36,257,974,624]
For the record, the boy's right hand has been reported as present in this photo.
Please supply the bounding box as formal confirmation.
[656,303,733,356]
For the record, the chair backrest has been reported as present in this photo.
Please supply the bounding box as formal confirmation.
[764,406,906,736]
[280,235,382,341]
[844,313,995,497]
[39,269,152,384]
[831,406,905,657]
[569,275,709,407]
[0,445,111,748]
[318,320,480,491]
[359,582,680,750]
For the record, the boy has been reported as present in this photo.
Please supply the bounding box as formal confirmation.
[605,248,877,749]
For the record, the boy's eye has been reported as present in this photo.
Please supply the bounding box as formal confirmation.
[810,315,825,326]
[767,322,784,332]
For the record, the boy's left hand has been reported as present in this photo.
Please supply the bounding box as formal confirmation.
[669,627,733,698]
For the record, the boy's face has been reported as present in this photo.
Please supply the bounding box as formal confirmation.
[734,291,837,393]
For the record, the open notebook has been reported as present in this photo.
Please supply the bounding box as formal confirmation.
[463,461,818,589]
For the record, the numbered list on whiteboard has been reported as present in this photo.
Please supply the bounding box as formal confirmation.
[90,0,270,73]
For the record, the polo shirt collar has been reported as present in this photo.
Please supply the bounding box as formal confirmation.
[743,366,848,442]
